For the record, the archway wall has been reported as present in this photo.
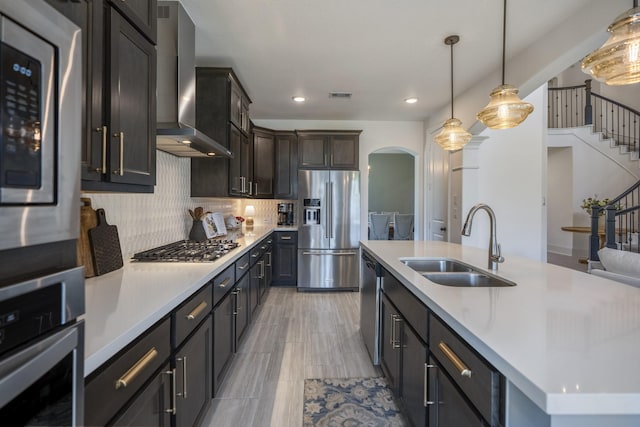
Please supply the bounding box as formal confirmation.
[254,120,425,241]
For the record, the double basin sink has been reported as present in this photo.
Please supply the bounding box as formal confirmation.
[400,258,516,287]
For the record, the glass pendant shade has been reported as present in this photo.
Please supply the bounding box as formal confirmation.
[476,84,534,129]
[582,7,640,85]
[434,118,472,151]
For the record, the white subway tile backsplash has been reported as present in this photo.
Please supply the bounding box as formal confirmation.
[83,151,294,258]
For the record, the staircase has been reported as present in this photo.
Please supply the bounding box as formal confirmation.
[548,80,640,166]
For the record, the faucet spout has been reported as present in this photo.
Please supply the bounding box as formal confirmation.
[461,203,505,271]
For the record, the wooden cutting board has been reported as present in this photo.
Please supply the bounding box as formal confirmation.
[88,208,123,276]
[77,197,97,278]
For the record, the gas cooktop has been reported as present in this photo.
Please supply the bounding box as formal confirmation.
[132,239,240,262]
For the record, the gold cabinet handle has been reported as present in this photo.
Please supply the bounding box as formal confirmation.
[186,301,208,321]
[115,347,158,389]
[238,262,249,270]
[281,236,292,240]
[113,131,124,176]
[164,368,177,414]
[219,277,231,288]
[438,341,472,378]
[95,126,107,173]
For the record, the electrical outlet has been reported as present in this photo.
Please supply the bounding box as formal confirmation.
[263,218,272,224]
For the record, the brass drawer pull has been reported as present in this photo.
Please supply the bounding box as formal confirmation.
[438,341,472,378]
[186,301,208,320]
[219,277,231,288]
[115,347,158,389]
[280,236,292,240]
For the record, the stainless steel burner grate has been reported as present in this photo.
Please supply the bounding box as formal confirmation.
[132,239,240,262]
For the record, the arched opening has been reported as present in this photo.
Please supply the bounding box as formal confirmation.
[367,148,416,239]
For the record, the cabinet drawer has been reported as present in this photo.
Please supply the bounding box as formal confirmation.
[381,269,427,342]
[213,264,235,307]
[250,244,264,266]
[275,231,297,244]
[235,252,251,279]
[174,283,212,347]
[85,317,171,426]
[429,313,502,425]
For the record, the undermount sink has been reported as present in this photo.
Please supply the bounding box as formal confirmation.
[400,258,516,287]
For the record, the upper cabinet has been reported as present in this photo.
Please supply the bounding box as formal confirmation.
[297,130,360,170]
[192,68,252,198]
[252,126,275,198]
[274,131,298,199]
[47,0,157,193]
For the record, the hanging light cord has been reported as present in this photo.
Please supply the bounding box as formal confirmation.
[449,41,454,119]
[501,0,506,85]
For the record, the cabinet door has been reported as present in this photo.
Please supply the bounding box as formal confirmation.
[249,262,260,314]
[298,135,328,169]
[329,134,359,169]
[175,317,212,427]
[213,294,233,395]
[108,8,156,186]
[235,277,250,346]
[111,363,172,427]
[253,132,275,198]
[228,125,245,195]
[108,0,156,43]
[229,81,242,130]
[273,242,297,286]
[44,0,105,183]
[428,357,485,427]
[264,246,273,287]
[401,325,428,427]
[274,133,297,199]
[380,293,401,394]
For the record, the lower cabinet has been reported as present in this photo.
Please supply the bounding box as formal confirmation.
[174,317,212,427]
[213,290,234,396]
[272,231,297,286]
[235,273,250,345]
[110,363,172,427]
[380,293,402,394]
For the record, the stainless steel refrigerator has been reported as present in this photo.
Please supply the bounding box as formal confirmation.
[298,170,360,290]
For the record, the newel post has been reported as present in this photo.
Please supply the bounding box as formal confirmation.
[605,205,617,249]
[584,79,593,125]
[589,204,600,261]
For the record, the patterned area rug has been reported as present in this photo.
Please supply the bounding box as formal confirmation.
[303,377,407,426]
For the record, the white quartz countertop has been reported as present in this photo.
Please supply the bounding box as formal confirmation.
[360,240,640,416]
[83,226,278,376]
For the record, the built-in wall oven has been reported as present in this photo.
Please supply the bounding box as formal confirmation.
[0,1,83,426]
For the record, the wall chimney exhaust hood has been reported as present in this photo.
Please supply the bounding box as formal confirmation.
[156,2,232,158]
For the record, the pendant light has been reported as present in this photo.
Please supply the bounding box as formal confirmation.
[582,1,640,86]
[434,35,472,151]
[476,0,533,129]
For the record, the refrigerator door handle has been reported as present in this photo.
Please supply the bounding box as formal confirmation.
[302,251,359,256]
[325,182,331,239]
[329,181,334,238]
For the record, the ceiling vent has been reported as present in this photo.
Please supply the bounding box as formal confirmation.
[329,92,352,99]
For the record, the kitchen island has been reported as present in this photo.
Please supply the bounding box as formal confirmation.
[361,240,640,426]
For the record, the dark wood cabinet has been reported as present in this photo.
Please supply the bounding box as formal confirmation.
[252,127,275,198]
[213,290,234,396]
[107,0,157,44]
[272,231,297,286]
[110,363,172,427]
[50,0,157,193]
[192,68,252,197]
[402,321,428,427]
[297,130,360,170]
[380,293,402,394]
[274,132,298,199]
[174,317,212,427]
[235,273,250,345]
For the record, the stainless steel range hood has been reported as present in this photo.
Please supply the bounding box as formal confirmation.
[156,2,232,158]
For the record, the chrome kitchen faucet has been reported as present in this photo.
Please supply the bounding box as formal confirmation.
[461,203,505,271]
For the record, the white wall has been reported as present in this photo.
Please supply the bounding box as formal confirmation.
[253,119,424,240]
[547,147,574,255]
[460,87,548,261]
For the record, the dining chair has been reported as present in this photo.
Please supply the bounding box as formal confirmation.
[393,214,414,240]
[369,214,391,240]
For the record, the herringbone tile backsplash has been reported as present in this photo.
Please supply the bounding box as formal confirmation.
[84,151,289,258]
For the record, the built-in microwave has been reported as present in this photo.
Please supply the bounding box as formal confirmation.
[0,0,81,252]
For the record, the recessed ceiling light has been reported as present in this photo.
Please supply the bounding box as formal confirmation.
[404,97,418,104]
[292,96,306,102]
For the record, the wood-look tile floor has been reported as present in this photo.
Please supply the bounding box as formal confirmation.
[201,287,380,427]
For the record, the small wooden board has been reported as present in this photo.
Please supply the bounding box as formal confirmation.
[88,208,123,276]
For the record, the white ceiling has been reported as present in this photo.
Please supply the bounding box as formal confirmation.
[179,0,598,122]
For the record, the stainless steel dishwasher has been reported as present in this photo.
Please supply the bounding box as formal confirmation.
[360,250,382,365]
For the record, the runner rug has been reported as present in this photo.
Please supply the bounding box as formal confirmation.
[303,377,407,426]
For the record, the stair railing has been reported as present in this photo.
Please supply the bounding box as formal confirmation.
[548,80,640,154]
[590,179,640,261]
